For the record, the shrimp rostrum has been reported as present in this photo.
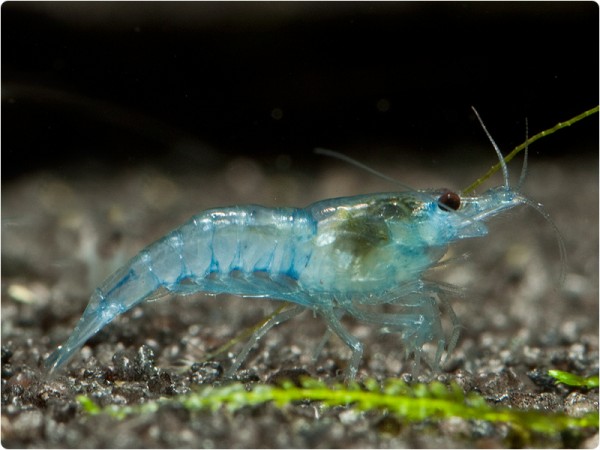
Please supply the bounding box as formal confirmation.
[45,112,562,379]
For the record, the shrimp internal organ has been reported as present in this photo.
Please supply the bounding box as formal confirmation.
[46,119,543,379]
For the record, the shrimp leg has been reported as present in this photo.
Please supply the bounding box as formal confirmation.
[225,304,306,378]
[312,329,332,361]
[318,308,364,379]
[347,283,461,371]
[312,308,347,361]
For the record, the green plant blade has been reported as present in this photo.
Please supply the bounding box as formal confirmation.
[463,105,599,194]
[548,370,600,389]
[77,378,599,436]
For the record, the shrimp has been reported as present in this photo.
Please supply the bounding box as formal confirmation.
[45,109,563,379]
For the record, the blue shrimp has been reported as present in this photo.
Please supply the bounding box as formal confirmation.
[45,110,563,379]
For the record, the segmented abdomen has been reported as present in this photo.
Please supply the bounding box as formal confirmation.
[99,206,318,309]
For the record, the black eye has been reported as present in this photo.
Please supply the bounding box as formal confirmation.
[437,190,461,211]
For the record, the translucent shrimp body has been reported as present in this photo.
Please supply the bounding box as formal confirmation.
[45,180,529,377]
[46,110,553,379]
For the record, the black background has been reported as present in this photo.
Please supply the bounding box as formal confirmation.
[2,2,598,181]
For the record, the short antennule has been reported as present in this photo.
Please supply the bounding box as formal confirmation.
[471,107,510,189]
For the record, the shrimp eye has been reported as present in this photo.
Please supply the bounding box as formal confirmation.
[437,190,461,211]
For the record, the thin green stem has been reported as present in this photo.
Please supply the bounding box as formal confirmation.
[463,105,598,194]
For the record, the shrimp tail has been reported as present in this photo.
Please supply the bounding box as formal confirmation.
[45,290,128,374]
[45,241,173,374]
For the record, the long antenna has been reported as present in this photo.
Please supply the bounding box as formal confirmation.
[314,148,415,191]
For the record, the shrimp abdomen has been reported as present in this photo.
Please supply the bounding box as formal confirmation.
[93,206,318,306]
[175,206,316,294]
[46,206,317,373]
